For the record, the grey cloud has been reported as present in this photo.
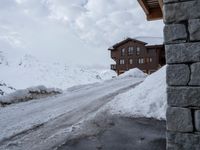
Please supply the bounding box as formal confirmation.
[0,0,163,66]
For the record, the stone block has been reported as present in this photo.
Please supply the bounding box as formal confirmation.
[167,64,190,86]
[167,143,182,150]
[163,0,178,4]
[166,107,193,132]
[195,110,200,131]
[164,1,200,23]
[164,24,187,44]
[166,42,200,64]
[189,19,200,41]
[167,87,200,107]
[189,63,200,86]
[167,132,200,150]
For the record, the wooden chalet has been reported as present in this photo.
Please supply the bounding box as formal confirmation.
[138,0,163,21]
[109,37,165,75]
[108,1,165,75]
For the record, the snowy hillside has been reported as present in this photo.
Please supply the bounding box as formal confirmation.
[106,66,167,120]
[0,51,8,65]
[0,51,116,95]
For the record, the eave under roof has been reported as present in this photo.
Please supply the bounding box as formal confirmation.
[138,0,163,21]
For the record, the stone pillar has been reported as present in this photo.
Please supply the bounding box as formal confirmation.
[164,0,200,149]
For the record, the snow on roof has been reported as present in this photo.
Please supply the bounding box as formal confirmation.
[109,37,164,50]
[134,37,163,46]
[109,38,147,50]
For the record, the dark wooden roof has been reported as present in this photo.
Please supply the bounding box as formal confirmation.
[138,0,163,21]
[108,38,147,51]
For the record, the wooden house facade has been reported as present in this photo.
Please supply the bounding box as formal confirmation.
[109,38,165,75]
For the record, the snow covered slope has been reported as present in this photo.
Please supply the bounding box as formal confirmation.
[106,66,167,120]
[0,51,116,95]
[0,51,8,66]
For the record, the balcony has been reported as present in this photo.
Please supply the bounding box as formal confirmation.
[111,64,117,70]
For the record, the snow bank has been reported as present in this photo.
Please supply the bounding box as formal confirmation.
[98,70,117,80]
[107,66,167,120]
[119,68,147,78]
[0,81,15,96]
[0,85,62,106]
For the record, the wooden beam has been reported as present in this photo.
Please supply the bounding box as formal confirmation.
[138,0,163,21]
[138,0,150,15]
[146,7,163,21]
[158,0,163,12]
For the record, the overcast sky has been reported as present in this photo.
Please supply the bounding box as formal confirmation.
[0,0,164,67]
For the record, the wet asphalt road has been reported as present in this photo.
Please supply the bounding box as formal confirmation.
[0,78,144,150]
[58,117,166,150]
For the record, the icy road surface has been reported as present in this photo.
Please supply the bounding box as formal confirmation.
[0,76,143,150]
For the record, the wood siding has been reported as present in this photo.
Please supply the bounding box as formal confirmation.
[110,40,165,75]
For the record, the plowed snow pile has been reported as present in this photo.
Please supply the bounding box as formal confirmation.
[0,85,62,106]
[107,66,167,120]
[119,68,147,78]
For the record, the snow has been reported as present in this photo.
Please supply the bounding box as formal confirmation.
[119,68,147,78]
[0,46,167,148]
[0,51,9,66]
[98,70,117,80]
[106,66,167,120]
[0,51,117,95]
[0,81,15,96]
[0,75,144,146]
[135,37,163,46]
[0,85,62,105]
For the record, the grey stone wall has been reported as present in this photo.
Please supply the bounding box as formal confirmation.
[164,0,200,149]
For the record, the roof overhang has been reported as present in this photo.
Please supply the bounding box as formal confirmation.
[138,0,163,21]
[108,38,147,51]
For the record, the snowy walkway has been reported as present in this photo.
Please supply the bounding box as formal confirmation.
[0,76,143,150]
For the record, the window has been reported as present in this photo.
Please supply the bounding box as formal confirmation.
[129,59,133,64]
[136,47,140,55]
[138,58,144,64]
[128,47,134,55]
[146,57,153,63]
[141,58,144,64]
[119,59,125,65]
[111,65,116,70]
[121,48,125,56]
